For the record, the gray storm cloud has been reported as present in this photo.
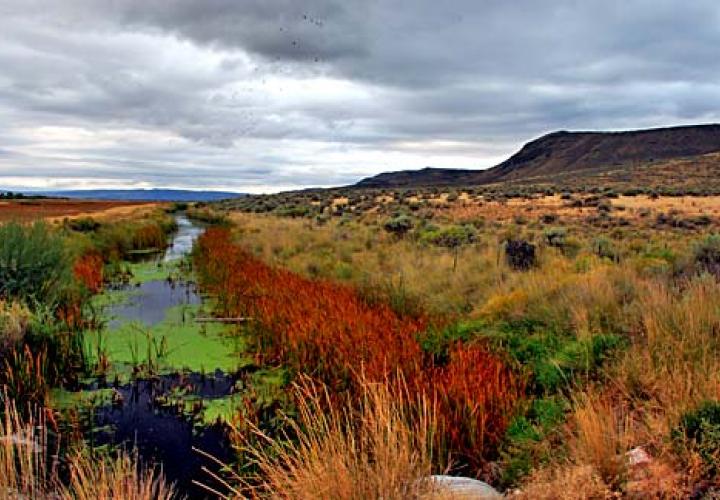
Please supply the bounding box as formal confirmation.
[0,0,719,191]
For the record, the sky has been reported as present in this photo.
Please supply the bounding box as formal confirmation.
[1,1,719,193]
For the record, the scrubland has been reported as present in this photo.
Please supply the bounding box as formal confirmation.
[5,189,720,498]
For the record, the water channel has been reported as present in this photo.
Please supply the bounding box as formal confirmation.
[55,215,241,498]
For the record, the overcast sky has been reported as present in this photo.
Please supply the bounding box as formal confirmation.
[1,0,719,193]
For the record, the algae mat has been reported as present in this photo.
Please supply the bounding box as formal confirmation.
[87,301,249,378]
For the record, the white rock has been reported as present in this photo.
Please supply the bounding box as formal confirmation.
[428,475,503,499]
[626,446,652,467]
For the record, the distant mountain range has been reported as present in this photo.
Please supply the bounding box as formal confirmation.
[18,189,244,202]
[355,124,720,188]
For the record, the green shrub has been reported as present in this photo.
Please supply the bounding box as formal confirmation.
[675,401,720,476]
[419,224,476,248]
[0,222,71,306]
[591,237,619,262]
[501,396,567,485]
[543,227,567,248]
[383,215,414,238]
[65,217,101,232]
[693,234,720,278]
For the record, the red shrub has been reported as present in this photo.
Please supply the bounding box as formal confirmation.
[73,252,104,294]
[424,344,524,470]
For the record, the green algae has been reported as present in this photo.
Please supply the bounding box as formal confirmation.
[197,393,245,425]
[86,303,249,379]
[128,259,180,284]
[90,287,141,309]
[104,258,185,287]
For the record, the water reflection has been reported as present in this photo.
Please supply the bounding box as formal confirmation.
[164,215,204,262]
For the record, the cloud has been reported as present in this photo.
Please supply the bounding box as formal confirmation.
[0,0,719,191]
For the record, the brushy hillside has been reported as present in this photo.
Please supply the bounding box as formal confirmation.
[492,123,720,181]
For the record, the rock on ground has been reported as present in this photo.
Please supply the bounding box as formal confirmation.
[428,475,503,499]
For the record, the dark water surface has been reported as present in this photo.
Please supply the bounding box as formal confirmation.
[92,373,237,497]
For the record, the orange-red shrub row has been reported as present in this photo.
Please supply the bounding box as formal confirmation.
[195,228,523,469]
[195,227,427,385]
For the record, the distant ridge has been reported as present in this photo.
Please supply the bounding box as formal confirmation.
[25,188,244,202]
[355,124,720,188]
[353,167,480,188]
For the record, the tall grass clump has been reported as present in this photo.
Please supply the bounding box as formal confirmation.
[0,300,31,354]
[0,399,55,497]
[616,274,720,424]
[214,378,437,500]
[568,391,632,487]
[62,450,176,500]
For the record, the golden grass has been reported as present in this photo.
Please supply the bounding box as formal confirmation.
[229,212,507,316]
[569,391,632,486]
[613,276,720,436]
[0,399,53,497]
[433,192,720,225]
[63,451,175,500]
[615,194,720,215]
[516,275,720,497]
[212,378,438,500]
